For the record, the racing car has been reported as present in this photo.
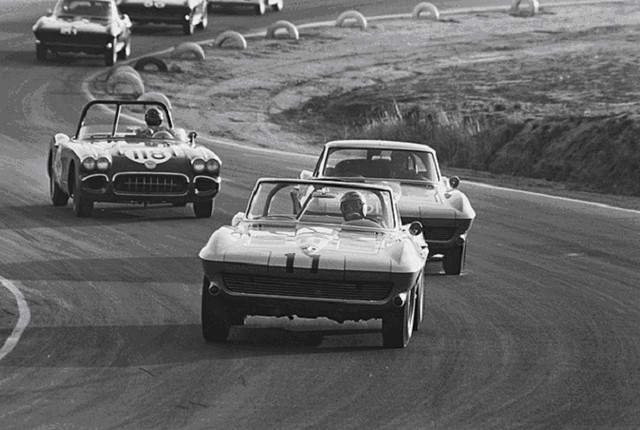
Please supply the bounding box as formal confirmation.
[208,0,283,15]
[199,178,428,348]
[301,140,476,275]
[117,0,208,35]
[47,99,221,218]
[32,0,132,66]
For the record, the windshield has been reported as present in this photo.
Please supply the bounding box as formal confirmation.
[321,148,439,182]
[246,181,396,229]
[76,102,184,141]
[55,0,113,18]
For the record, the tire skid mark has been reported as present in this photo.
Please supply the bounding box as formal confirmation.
[0,275,30,362]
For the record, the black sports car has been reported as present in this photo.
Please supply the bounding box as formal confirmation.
[33,0,132,66]
[47,100,221,218]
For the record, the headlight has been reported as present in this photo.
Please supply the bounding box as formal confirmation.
[96,157,110,171]
[192,158,205,173]
[82,157,96,171]
[205,159,220,174]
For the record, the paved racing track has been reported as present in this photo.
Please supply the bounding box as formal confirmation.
[1,0,640,428]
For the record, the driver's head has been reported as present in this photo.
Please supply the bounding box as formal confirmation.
[145,107,164,127]
[391,151,412,170]
[340,191,367,221]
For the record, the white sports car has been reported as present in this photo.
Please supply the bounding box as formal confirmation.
[301,140,476,275]
[199,178,428,348]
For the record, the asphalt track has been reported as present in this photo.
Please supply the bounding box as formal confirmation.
[1,0,639,428]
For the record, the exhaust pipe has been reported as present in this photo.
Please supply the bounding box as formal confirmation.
[392,292,407,308]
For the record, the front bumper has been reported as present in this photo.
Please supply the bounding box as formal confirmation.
[201,260,420,322]
[34,31,112,55]
[77,171,220,204]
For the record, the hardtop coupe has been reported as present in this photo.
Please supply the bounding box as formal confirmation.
[199,178,428,348]
[47,99,221,218]
[32,0,132,66]
[117,0,208,35]
[301,140,476,275]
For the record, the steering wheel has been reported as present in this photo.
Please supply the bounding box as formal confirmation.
[152,130,174,139]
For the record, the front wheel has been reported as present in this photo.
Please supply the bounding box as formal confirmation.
[49,168,69,206]
[36,44,47,62]
[382,287,416,348]
[72,174,93,217]
[197,4,208,29]
[413,274,424,332]
[117,38,131,60]
[272,0,283,11]
[255,1,266,15]
[443,243,466,275]
[201,276,231,342]
[193,200,213,218]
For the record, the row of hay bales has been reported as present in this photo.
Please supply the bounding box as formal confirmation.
[103,0,540,103]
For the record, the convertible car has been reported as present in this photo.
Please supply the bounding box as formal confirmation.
[117,0,208,35]
[32,0,132,66]
[47,99,221,218]
[199,178,428,348]
[301,140,476,275]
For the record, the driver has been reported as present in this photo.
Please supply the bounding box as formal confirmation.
[339,191,379,227]
[390,151,424,180]
[137,107,174,138]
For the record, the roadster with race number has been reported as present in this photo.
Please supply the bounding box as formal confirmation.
[47,99,221,218]
[199,178,428,348]
[208,0,283,15]
[117,0,208,35]
[301,140,476,275]
[32,0,132,66]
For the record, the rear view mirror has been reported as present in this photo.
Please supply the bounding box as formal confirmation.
[231,212,245,227]
[300,170,312,180]
[408,221,423,236]
[449,176,460,189]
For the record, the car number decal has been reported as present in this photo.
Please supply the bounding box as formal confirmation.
[124,148,172,165]
[60,26,78,35]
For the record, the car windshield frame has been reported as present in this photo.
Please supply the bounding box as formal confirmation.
[320,146,441,183]
[74,100,176,140]
[245,179,399,231]
[54,0,114,19]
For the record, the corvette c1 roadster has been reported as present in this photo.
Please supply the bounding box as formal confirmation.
[199,178,428,348]
[47,99,221,218]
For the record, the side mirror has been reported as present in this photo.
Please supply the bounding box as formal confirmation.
[408,220,423,237]
[188,131,197,144]
[231,212,245,227]
[299,170,312,180]
[449,176,460,189]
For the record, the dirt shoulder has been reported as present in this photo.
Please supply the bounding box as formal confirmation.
[92,1,640,209]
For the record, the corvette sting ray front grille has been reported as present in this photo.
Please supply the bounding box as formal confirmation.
[223,274,392,301]
[113,173,188,195]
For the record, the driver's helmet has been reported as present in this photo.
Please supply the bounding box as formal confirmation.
[145,107,164,127]
[340,190,368,219]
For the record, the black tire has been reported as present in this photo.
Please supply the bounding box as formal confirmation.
[36,44,47,62]
[105,41,117,66]
[413,274,424,332]
[49,162,69,206]
[193,200,213,218]
[255,1,265,15]
[382,287,416,348]
[72,172,93,217]
[443,243,465,275]
[183,12,195,35]
[272,0,283,11]
[201,276,231,342]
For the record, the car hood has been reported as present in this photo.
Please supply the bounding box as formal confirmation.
[73,139,218,167]
[199,224,424,275]
[396,183,475,221]
[36,16,111,32]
